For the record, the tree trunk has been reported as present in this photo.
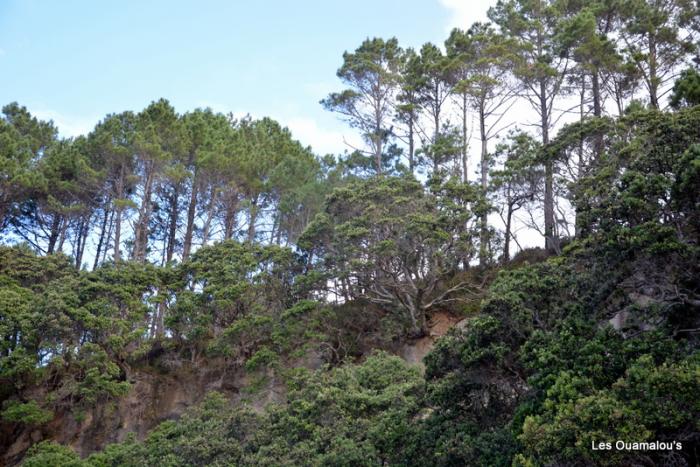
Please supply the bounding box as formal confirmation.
[544,163,555,250]
[247,197,258,243]
[648,33,659,109]
[222,192,238,240]
[374,98,383,174]
[433,103,440,174]
[375,138,382,174]
[269,213,278,244]
[94,207,110,270]
[407,297,427,338]
[462,93,469,183]
[479,103,489,266]
[75,216,89,269]
[73,219,82,268]
[154,301,166,339]
[47,215,62,254]
[113,164,126,263]
[408,119,415,173]
[57,219,68,253]
[202,187,217,245]
[540,79,556,252]
[275,219,282,245]
[504,202,513,262]
[101,209,114,265]
[592,71,602,117]
[113,207,122,262]
[165,184,180,263]
[133,168,155,262]
[0,201,7,233]
[182,172,198,260]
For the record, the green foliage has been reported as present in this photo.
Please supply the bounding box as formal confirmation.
[29,353,424,467]
[520,355,700,465]
[1,400,53,425]
[618,0,696,108]
[22,441,85,467]
[671,67,700,109]
[4,11,700,465]
[112,392,259,467]
[254,352,424,466]
[68,343,131,406]
[322,37,402,173]
[301,175,477,336]
[0,246,154,421]
[0,103,57,235]
[172,240,300,337]
[170,241,329,371]
[490,131,541,260]
[408,106,700,464]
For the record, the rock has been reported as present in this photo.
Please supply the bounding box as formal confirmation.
[398,311,465,371]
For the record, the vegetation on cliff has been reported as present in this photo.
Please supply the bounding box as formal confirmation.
[2,0,700,464]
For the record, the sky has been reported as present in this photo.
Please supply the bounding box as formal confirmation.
[0,0,493,155]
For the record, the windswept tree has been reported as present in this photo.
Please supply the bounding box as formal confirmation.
[415,43,454,174]
[300,176,477,337]
[267,145,323,245]
[445,34,473,183]
[490,131,542,261]
[234,117,306,242]
[619,0,696,109]
[154,121,192,265]
[36,137,100,265]
[180,109,231,260]
[322,38,402,174]
[547,116,615,237]
[554,0,622,168]
[555,0,622,118]
[214,116,244,242]
[131,99,184,263]
[394,47,424,174]
[490,0,572,252]
[0,104,57,246]
[88,112,137,263]
[446,23,518,264]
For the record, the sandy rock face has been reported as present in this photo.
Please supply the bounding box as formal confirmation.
[398,311,467,370]
[2,361,245,465]
[1,348,331,466]
[3,314,464,465]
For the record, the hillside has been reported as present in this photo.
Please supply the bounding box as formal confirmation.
[0,106,698,466]
[2,0,700,464]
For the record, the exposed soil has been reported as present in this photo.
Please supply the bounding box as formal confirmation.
[2,312,467,466]
[399,311,467,370]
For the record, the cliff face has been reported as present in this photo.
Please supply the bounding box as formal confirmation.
[2,361,244,465]
[398,311,465,369]
[1,312,463,466]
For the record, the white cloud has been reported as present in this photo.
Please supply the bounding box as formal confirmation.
[285,116,361,156]
[439,0,493,32]
[33,109,98,138]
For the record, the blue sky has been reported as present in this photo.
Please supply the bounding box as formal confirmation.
[0,0,492,155]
